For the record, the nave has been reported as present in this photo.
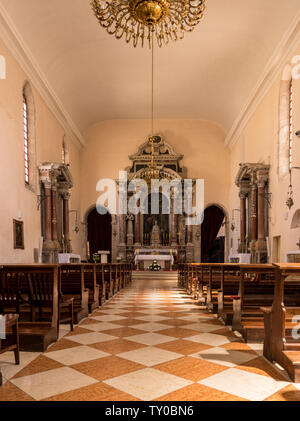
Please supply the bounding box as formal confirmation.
[0,273,299,402]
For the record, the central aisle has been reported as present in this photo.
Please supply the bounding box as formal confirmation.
[0,272,299,401]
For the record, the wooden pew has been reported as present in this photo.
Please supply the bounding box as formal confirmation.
[231,264,277,342]
[216,264,241,324]
[263,263,300,382]
[59,264,89,323]
[102,264,114,300]
[0,265,59,352]
[81,264,101,312]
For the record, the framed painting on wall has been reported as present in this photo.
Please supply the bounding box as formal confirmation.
[13,219,24,250]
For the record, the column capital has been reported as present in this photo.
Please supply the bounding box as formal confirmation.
[256,170,269,188]
[239,190,248,200]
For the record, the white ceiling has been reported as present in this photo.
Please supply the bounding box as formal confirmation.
[1,0,300,137]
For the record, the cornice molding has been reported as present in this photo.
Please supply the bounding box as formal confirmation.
[0,4,85,149]
[225,11,300,150]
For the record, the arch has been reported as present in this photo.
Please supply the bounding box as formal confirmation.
[201,204,228,263]
[23,81,37,190]
[291,209,300,229]
[278,64,292,179]
[87,206,112,262]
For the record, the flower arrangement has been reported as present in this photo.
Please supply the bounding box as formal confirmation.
[92,253,100,263]
[149,260,161,271]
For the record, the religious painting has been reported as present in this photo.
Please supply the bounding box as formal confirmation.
[13,219,24,250]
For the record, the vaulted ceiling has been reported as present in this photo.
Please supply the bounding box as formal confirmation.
[1,0,300,141]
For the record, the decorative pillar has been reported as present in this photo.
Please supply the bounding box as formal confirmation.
[187,224,193,245]
[62,191,71,253]
[250,172,257,262]
[51,177,60,252]
[119,214,126,246]
[43,180,53,249]
[170,193,178,247]
[239,190,247,253]
[127,214,134,246]
[134,200,141,246]
[256,170,269,263]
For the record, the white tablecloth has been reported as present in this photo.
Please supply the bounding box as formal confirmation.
[58,254,81,264]
[135,255,174,265]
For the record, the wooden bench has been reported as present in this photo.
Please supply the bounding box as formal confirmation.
[0,314,19,387]
[263,263,300,382]
[231,264,276,342]
[0,265,60,352]
[102,264,114,300]
[81,264,101,312]
[59,264,89,323]
[216,264,241,324]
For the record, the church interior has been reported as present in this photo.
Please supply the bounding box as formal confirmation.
[1,0,300,403]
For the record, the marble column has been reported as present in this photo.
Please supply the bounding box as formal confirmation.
[170,193,178,247]
[239,190,247,253]
[127,214,134,246]
[62,191,71,253]
[43,180,53,249]
[250,172,258,262]
[51,179,59,245]
[187,224,193,245]
[256,170,269,262]
[134,200,141,246]
[119,214,126,246]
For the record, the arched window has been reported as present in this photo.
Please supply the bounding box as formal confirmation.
[23,93,29,184]
[288,79,293,171]
[278,65,293,179]
[22,82,36,189]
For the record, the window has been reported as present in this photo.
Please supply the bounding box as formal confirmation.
[278,65,293,179]
[22,82,36,190]
[23,94,29,184]
[289,79,293,171]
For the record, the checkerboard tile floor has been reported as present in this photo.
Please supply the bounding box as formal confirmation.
[1,273,300,401]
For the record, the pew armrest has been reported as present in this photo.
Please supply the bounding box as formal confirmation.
[261,306,272,314]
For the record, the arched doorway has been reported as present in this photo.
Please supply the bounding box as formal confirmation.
[201,205,225,263]
[87,207,112,262]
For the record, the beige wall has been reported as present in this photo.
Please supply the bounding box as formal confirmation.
[228,44,300,261]
[80,118,230,217]
[0,39,82,263]
[1,33,300,264]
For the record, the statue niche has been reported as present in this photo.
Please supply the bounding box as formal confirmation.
[143,193,169,246]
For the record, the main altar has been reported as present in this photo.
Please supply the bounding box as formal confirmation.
[112,136,201,265]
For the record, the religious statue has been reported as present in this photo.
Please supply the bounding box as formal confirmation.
[151,220,161,247]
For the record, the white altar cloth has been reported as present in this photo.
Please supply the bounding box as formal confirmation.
[135,254,174,267]
[135,249,177,255]
[58,254,81,264]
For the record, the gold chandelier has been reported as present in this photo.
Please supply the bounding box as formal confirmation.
[91,0,206,48]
